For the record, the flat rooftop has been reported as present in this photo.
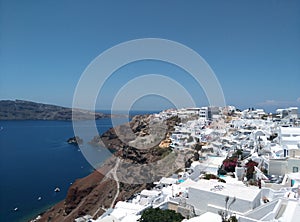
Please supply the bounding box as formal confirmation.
[182,179,261,201]
[183,212,221,222]
[281,127,300,135]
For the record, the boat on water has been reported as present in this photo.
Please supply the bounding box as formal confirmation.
[54,187,60,192]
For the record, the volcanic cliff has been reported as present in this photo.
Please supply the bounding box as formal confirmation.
[35,114,190,222]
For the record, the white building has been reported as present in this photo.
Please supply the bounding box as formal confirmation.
[199,107,208,120]
[182,179,261,215]
[279,127,300,148]
[276,107,299,119]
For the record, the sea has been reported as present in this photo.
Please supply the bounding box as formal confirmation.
[0,110,157,222]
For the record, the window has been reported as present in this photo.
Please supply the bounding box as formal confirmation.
[293,167,299,173]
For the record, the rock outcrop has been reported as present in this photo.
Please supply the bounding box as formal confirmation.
[67,136,83,145]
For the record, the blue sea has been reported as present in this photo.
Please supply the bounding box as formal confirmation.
[0,110,157,222]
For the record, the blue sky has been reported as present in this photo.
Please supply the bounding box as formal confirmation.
[1,0,299,112]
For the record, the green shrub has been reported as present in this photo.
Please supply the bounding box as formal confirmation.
[139,208,184,222]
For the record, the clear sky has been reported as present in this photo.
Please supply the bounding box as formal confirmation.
[1,0,299,112]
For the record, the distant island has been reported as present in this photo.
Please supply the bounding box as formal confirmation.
[0,100,110,120]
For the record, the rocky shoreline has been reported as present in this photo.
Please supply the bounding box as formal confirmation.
[33,114,190,222]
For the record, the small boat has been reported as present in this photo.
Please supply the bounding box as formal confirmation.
[54,187,60,192]
[14,207,18,211]
[38,196,42,201]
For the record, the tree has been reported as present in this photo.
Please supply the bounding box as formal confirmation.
[246,160,258,180]
[218,196,236,222]
[139,208,184,222]
[185,158,192,168]
[193,152,200,161]
[194,143,202,151]
[232,149,243,159]
[222,157,238,172]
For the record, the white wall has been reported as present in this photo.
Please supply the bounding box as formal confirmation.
[287,158,300,173]
[186,187,259,215]
[268,158,300,176]
[269,159,288,176]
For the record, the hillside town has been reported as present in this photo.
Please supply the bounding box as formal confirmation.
[73,106,300,222]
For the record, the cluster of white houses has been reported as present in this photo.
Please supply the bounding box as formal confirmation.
[75,106,300,222]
